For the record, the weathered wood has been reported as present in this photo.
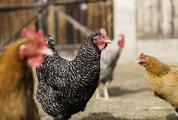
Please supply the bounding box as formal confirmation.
[136,0,144,38]
[47,5,55,38]
[172,0,178,38]
[143,0,152,35]
[54,7,59,41]
[0,3,47,11]
[105,0,113,39]
[0,0,37,48]
[136,0,178,39]
[87,2,102,31]
[161,0,173,38]
[57,7,67,44]
[151,0,160,38]
[58,11,93,36]
[0,0,113,49]
[173,17,178,38]
[53,0,107,5]
[172,0,178,16]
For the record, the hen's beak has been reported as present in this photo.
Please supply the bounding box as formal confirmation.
[135,60,140,63]
[136,59,148,66]
[38,48,53,56]
[105,39,112,43]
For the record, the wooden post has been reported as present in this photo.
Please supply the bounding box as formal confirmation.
[58,7,67,45]
[113,0,137,63]
[47,5,56,39]
[143,0,152,37]
[37,13,43,30]
[172,0,178,38]
[54,7,59,42]
[161,0,173,38]
[136,0,144,38]
[152,0,160,38]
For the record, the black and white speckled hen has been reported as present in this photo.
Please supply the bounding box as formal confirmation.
[36,29,111,120]
[96,34,125,99]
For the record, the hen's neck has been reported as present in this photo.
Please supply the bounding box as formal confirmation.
[146,61,170,77]
[0,41,27,92]
[72,41,101,65]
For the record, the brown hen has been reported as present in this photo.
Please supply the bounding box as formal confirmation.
[137,53,178,114]
[0,27,52,120]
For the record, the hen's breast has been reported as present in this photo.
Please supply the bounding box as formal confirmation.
[65,61,100,111]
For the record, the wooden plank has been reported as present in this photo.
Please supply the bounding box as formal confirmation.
[0,0,114,49]
[143,0,152,36]
[87,2,102,31]
[161,0,173,38]
[0,0,108,11]
[58,11,93,36]
[105,0,113,39]
[173,17,178,38]
[172,0,178,16]
[136,0,145,38]
[151,0,160,38]
[53,0,107,5]
[57,7,67,45]
[47,5,55,38]
[54,7,59,42]
[172,0,178,38]
[0,3,47,11]
[1,8,45,47]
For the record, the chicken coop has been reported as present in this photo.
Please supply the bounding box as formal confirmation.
[1,0,178,120]
[1,0,178,62]
[0,0,113,50]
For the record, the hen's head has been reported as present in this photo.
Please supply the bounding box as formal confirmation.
[137,53,150,68]
[117,34,125,48]
[19,27,53,68]
[136,53,169,74]
[92,28,111,50]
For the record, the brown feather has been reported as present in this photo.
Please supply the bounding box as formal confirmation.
[143,55,178,107]
[0,38,40,120]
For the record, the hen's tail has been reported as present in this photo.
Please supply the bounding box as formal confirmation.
[46,35,58,55]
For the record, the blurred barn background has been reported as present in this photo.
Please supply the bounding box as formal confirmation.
[0,0,113,50]
[1,0,178,120]
[0,0,178,63]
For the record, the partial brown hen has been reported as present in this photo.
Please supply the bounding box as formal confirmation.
[137,53,178,115]
[0,27,52,120]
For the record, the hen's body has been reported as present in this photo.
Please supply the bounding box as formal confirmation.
[138,53,178,114]
[146,65,178,107]
[97,35,124,99]
[36,32,103,120]
[0,40,40,120]
[100,40,123,84]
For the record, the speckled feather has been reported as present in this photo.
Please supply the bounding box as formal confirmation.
[36,32,102,120]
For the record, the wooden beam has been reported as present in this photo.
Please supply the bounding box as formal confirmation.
[0,0,109,11]
[58,10,93,36]
[0,3,48,11]
[52,0,107,5]
[1,7,47,49]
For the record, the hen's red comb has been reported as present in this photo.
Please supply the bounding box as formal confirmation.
[119,33,124,38]
[118,34,125,42]
[21,27,46,47]
[100,28,107,37]
[138,53,145,59]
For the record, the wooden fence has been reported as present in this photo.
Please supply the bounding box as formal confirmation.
[0,0,113,49]
[136,0,178,39]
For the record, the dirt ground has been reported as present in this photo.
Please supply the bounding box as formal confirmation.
[36,63,178,120]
